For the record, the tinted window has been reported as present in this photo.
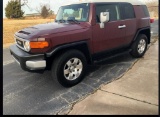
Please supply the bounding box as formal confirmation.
[96,4,121,23]
[121,3,135,19]
[142,5,150,17]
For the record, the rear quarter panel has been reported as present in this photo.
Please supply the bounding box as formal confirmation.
[133,5,150,29]
[125,19,137,44]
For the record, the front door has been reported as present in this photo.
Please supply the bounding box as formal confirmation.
[92,3,126,54]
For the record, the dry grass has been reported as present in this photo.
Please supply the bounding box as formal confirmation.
[3,18,54,47]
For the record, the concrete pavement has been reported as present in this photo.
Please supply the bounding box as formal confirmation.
[69,40,159,115]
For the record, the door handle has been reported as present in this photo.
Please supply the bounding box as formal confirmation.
[118,25,126,29]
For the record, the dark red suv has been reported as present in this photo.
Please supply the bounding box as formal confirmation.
[10,0,152,87]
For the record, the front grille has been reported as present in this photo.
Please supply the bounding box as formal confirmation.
[14,35,26,51]
[16,39,24,48]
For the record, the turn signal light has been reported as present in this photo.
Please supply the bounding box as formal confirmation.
[30,41,49,49]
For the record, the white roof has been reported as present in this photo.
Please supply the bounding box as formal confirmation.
[62,0,145,6]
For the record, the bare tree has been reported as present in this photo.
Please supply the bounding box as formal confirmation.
[35,4,50,13]
[144,0,158,18]
[41,5,50,18]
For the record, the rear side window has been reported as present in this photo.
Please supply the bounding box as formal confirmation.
[96,4,121,23]
[142,5,150,17]
[121,3,135,19]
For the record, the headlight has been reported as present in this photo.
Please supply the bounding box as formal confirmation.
[24,41,30,52]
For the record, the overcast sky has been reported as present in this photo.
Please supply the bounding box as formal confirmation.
[3,0,79,18]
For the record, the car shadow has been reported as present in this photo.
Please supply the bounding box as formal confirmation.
[85,52,136,76]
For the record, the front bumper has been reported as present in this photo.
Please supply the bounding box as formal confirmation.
[10,44,46,71]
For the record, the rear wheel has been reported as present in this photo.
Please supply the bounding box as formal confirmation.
[52,50,87,87]
[130,34,148,58]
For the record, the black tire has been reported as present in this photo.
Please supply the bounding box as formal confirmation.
[52,50,87,87]
[130,34,148,58]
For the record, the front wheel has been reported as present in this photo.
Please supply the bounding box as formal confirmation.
[130,34,148,58]
[52,50,87,87]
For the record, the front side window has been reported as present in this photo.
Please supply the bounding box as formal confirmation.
[56,3,90,22]
[96,4,121,23]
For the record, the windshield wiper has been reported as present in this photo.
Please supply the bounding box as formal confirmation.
[55,19,66,23]
[67,19,80,24]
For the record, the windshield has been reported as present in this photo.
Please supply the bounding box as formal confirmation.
[56,3,90,22]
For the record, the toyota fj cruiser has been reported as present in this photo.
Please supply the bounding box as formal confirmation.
[10,0,153,87]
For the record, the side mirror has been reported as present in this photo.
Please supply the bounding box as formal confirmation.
[100,12,109,28]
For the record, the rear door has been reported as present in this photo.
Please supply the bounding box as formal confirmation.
[120,3,137,44]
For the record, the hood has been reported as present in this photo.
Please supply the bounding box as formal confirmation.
[15,22,89,39]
